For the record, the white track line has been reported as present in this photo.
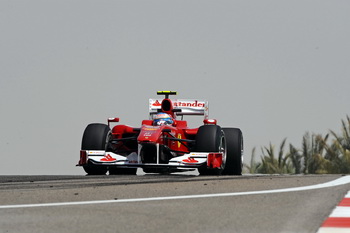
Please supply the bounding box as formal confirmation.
[1,175,350,209]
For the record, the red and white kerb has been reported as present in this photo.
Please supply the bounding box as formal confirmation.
[317,191,350,233]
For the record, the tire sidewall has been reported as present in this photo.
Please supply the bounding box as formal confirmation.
[196,125,226,175]
[195,125,223,152]
[222,128,243,175]
[81,123,111,150]
[81,123,111,175]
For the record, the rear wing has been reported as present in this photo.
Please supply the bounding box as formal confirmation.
[149,99,209,119]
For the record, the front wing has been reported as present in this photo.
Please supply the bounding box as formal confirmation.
[78,150,223,169]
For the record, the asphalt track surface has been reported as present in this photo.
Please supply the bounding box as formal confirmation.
[1,173,350,233]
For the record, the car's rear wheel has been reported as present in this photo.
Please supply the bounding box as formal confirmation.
[196,125,226,175]
[81,123,110,175]
[222,128,243,175]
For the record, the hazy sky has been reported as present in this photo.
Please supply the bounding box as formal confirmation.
[1,1,349,175]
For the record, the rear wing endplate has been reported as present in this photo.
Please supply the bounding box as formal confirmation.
[149,99,209,119]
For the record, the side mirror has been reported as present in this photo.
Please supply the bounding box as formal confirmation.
[108,118,120,127]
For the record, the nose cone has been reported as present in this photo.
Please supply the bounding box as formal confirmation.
[137,126,162,143]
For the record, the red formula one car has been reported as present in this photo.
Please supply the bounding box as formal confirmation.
[78,91,243,175]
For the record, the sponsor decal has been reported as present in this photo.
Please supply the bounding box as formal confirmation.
[182,157,199,163]
[152,100,161,106]
[173,100,205,108]
[177,134,182,148]
[87,151,104,155]
[143,127,158,131]
[150,100,206,108]
[100,154,116,162]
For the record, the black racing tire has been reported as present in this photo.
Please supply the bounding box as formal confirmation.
[222,128,243,175]
[81,123,110,175]
[109,167,137,175]
[81,123,111,150]
[196,125,225,175]
[83,161,108,176]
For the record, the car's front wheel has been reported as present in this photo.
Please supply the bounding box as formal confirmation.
[222,128,243,175]
[81,123,110,175]
[196,125,226,175]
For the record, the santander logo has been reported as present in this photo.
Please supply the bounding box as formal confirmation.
[173,100,205,108]
[152,100,161,106]
[182,158,199,163]
[100,154,116,162]
[152,100,205,108]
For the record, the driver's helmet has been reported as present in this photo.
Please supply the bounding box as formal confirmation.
[153,112,173,126]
